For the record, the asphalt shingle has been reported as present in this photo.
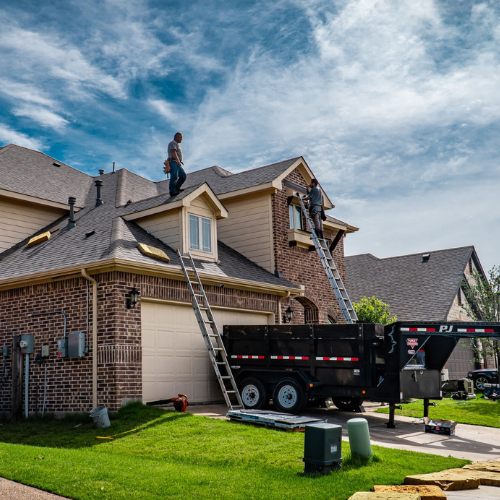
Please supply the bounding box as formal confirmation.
[345,247,477,320]
[0,144,93,207]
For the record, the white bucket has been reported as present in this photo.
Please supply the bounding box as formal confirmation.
[89,406,111,428]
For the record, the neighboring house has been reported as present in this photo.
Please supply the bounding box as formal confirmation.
[0,144,357,413]
[345,246,486,378]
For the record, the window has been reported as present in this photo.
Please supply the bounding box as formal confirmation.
[289,204,303,230]
[189,214,212,252]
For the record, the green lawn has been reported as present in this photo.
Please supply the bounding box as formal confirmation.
[375,396,500,428]
[0,403,467,500]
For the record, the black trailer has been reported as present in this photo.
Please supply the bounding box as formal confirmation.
[223,321,500,425]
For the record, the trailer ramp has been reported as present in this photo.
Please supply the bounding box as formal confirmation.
[227,409,324,430]
[177,250,243,411]
[297,195,357,323]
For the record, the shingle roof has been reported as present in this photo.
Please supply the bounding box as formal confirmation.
[156,157,300,196]
[345,247,477,321]
[0,144,93,207]
[0,168,297,289]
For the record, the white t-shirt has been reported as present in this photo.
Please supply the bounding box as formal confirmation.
[168,140,183,163]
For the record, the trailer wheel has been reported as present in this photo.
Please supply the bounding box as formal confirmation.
[272,378,306,414]
[333,397,363,412]
[240,378,268,410]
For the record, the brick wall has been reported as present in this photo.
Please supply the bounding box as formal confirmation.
[0,272,278,414]
[272,169,347,324]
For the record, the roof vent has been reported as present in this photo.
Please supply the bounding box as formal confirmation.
[95,180,103,207]
[85,230,95,238]
[67,197,76,229]
[99,169,105,175]
[53,162,61,167]
[422,253,430,262]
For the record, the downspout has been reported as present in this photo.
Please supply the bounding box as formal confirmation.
[277,291,291,325]
[81,269,98,408]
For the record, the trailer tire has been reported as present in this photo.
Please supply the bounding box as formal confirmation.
[333,397,363,412]
[272,378,306,414]
[240,378,268,410]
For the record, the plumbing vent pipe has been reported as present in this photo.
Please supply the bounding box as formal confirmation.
[112,161,116,174]
[95,180,103,207]
[67,197,76,228]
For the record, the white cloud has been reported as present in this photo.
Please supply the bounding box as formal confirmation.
[12,105,69,131]
[148,99,178,122]
[0,124,44,150]
[0,81,56,107]
[0,26,126,99]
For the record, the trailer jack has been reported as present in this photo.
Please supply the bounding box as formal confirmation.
[386,403,402,428]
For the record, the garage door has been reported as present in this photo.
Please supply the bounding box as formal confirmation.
[142,301,273,403]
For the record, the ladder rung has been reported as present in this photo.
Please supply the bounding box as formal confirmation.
[212,347,224,351]
[225,391,237,394]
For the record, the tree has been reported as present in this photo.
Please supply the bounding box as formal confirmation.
[461,266,500,368]
[353,296,397,324]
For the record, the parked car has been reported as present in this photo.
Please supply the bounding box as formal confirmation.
[467,368,499,390]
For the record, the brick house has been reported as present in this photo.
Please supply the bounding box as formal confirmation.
[345,247,487,378]
[0,144,357,414]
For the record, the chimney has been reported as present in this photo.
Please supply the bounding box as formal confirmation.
[68,197,76,229]
[99,169,105,175]
[95,180,103,207]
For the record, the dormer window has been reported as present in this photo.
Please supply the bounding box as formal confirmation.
[189,214,212,252]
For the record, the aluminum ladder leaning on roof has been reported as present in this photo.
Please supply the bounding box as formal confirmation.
[176,250,244,410]
[297,194,358,324]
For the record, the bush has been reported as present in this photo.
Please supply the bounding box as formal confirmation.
[353,296,397,324]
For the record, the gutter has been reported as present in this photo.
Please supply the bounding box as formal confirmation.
[0,258,301,296]
[81,268,98,408]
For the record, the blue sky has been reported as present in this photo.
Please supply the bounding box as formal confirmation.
[1,0,499,271]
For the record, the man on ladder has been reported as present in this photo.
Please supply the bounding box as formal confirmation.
[303,178,325,240]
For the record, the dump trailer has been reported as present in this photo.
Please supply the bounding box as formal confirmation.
[223,321,500,425]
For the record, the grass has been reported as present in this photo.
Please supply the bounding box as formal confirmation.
[0,403,468,500]
[375,396,500,428]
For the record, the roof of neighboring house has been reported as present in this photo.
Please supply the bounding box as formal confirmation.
[0,169,298,289]
[345,246,481,321]
[0,144,93,208]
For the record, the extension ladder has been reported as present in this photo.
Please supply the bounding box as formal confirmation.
[177,250,243,410]
[297,195,358,324]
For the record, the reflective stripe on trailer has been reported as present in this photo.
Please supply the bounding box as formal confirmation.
[401,327,436,332]
[270,355,309,360]
[457,328,495,333]
[231,355,265,359]
[316,357,359,361]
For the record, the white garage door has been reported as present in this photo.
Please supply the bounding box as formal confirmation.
[142,301,273,403]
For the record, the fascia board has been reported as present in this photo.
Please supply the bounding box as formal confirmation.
[0,188,77,211]
[274,157,335,210]
[122,200,183,221]
[217,183,277,200]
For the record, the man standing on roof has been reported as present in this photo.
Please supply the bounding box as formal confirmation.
[303,178,324,240]
[165,132,186,196]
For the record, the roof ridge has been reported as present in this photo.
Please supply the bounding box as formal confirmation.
[376,246,474,262]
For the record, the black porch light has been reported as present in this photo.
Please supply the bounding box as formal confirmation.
[126,287,140,309]
[283,305,294,324]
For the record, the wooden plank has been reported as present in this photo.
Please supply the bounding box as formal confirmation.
[11,336,23,422]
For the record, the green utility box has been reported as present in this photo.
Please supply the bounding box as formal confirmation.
[303,422,342,474]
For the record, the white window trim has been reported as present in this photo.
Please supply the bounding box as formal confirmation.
[189,213,212,253]
[289,204,303,231]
